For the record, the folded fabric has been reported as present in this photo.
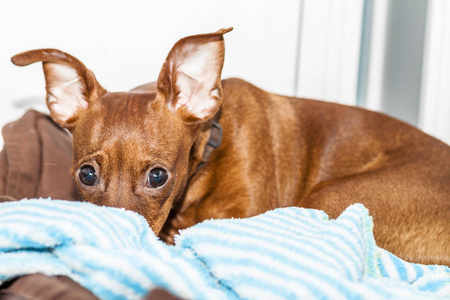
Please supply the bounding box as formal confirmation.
[0,199,448,300]
[0,110,79,201]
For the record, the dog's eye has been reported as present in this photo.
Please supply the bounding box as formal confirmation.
[148,168,168,188]
[79,165,97,186]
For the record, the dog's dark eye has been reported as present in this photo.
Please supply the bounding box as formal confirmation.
[148,168,168,188]
[79,165,97,186]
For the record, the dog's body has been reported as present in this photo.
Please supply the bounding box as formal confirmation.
[160,78,450,265]
[12,29,450,265]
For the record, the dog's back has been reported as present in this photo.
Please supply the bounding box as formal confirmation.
[169,78,450,265]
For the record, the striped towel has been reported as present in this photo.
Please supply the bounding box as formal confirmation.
[0,199,449,300]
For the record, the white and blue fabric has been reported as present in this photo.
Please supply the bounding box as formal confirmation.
[0,199,448,300]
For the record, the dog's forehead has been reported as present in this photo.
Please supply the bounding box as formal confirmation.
[100,91,156,118]
[73,91,189,162]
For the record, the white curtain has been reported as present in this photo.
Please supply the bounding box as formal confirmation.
[295,0,450,145]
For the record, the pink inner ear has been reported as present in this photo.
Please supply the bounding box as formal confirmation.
[173,70,220,120]
[176,70,199,106]
[168,40,224,121]
[44,62,88,125]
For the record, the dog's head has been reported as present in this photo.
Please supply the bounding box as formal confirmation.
[12,28,232,234]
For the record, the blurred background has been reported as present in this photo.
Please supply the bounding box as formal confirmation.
[1,0,449,147]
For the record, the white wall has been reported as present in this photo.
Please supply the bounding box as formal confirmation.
[0,0,301,147]
[1,0,449,148]
[295,0,364,105]
[419,0,450,144]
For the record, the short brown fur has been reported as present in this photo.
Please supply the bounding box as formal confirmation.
[12,28,450,265]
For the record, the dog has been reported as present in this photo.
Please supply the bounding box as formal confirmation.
[12,28,450,265]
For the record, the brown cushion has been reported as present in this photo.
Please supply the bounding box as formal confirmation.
[0,274,181,300]
[0,110,80,201]
[0,274,98,300]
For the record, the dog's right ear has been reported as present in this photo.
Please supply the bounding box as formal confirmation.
[11,49,105,131]
[156,28,232,123]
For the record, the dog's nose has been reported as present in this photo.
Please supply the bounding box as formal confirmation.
[97,175,137,209]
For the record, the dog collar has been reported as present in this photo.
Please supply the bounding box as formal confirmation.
[191,108,223,174]
[204,121,222,158]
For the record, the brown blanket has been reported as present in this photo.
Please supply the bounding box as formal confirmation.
[0,111,179,300]
[0,110,79,202]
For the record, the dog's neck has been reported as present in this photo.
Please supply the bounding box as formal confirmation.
[195,113,223,173]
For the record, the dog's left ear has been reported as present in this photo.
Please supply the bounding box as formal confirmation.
[11,49,105,131]
[156,28,232,122]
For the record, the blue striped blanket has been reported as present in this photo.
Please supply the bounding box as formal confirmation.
[0,199,449,300]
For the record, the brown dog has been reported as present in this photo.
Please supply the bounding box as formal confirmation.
[12,28,450,265]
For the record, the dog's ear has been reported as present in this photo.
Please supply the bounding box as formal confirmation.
[156,28,232,122]
[11,49,105,130]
